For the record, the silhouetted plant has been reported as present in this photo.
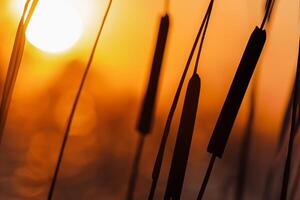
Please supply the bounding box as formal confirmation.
[148,1,214,199]
[0,0,39,144]
[197,1,276,199]
[47,1,113,199]
[126,2,170,199]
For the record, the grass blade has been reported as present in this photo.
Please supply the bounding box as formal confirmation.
[0,0,39,144]
[47,1,112,199]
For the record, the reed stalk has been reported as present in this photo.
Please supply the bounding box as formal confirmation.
[0,0,39,144]
[47,1,112,199]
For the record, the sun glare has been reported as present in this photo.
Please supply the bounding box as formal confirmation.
[23,0,83,53]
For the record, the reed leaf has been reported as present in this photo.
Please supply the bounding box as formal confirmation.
[0,0,39,144]
[47,1,112,199]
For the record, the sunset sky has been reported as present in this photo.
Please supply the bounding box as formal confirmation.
[0,0,299,199]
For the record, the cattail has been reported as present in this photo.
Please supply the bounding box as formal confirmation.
[165,74,201,199]
[197,1,274,197]
[127,5,170,200]
[47,1,112,199]
[0,0,39,144]
[148,1,214,199]
[137,14,169,134]
[198,27,266,200]
[207,27,266,158]
[279,39,299,200]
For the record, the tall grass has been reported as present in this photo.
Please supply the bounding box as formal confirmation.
[47,1,112,199]
[148,1,214,199]
[0,0,39,144]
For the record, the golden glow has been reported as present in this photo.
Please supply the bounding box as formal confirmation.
[24,0,83,53]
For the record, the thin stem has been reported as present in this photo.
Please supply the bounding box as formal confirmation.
[0,0,38,144]
[260,0,273,29]
[126,136,145,200]
[24,0,39,29]
[197,155,216,200]
[193,0,214,75]
[47,1,112,199]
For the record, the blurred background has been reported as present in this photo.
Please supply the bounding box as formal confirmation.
[0,0,299,199]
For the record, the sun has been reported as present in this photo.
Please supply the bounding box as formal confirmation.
[23,0,83,53]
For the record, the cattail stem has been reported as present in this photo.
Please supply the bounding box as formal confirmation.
[279,39,300,200]
[197,155,216,200]
[260,0,273,29]
[126,135,145,200]
[193,0,213,75]
[148,1,213,199]
[47,1,112,199]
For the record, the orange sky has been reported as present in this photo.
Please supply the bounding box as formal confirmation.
[0,0,299,199]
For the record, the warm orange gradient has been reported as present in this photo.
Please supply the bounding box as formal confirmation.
[0,0,299,199]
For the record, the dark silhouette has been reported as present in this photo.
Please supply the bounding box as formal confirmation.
[148,1,214,199]
[0,0,39,144]
[126,136,145,200]
[207,27,266,158]
[165,74,201,199]
[137,14,169,134]
[197,0,273,198]
[164,1,213,197]
[47,1,113,199]
[279,39,299,200]
[127,5,170,200]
